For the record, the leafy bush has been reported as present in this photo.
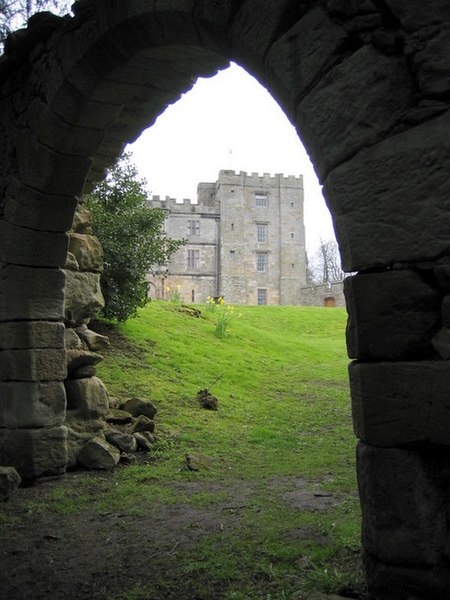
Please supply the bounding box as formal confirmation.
[86,154,183,321]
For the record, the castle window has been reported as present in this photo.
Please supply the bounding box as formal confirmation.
[188,220,200,235]
[255,193,267,207]
[290,233,294,238]
[257,288,267,305]
[256,252,267,273]
[231,223,234,231]
[191,289,195,302]
[187,249,200,269]
[256,224,267,243]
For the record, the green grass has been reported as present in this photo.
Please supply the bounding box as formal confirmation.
[3,302,364,599]
[95,301,362,598]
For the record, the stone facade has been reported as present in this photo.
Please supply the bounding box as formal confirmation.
[148,170,307,305]
[1,1,450,597]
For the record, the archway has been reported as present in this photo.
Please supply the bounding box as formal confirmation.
[1,2,450,598]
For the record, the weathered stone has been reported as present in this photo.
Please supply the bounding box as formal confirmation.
[350,361,450,446]
[186,453,215,471]
[345,270,441,360]
[77,436,120,470]
[70,365,97,379]
[65,251,79,271]
[66,349,103,372]
[105,429,137,453]
[0,426,67,479]
[130,415,155,434]
[71,207,93,234]
[15,130,92,197]
[65,376,109,418]
[0,382,66,429]
[0,466,21,501]
[297,45,414,181]
[357,442,449,567]
[3,178,78,233]
[68,233,103,273]
[0,321,65,350]
[64,270,104,325]
[64,327,83,349]
[0,348,67,382]
[383,0,450,30]
[0,264,65,322]
[265,7,348,112]
[324,112,450,272]
[133,431,157,451]
[431,327,450,359]
[413,28,450,97]
[364,550,450,600]
[75,325,110,351]
[0,218,68,268]
[121,397,157,420]
[105,408,133,425]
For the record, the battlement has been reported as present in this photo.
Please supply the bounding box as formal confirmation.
[218,169,303,187]
[147,195,219,215]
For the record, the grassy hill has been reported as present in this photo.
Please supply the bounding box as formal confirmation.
[93,301,363,599]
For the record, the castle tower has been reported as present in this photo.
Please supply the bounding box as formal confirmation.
[147,170,306,305]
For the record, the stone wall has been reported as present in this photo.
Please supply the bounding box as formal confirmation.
[298,281,345,308]
[1,1,450,597]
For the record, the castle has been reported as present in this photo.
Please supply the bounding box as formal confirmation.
[147,170,344,306]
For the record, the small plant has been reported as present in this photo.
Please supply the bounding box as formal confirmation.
[205,295,224,313]
[166,284,182,304]
[215,302,241,338]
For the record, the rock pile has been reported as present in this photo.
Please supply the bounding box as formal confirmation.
[62,203,158,470]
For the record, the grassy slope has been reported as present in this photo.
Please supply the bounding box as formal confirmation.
[92,302,363,599]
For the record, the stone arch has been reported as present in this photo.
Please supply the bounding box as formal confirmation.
[324,296,336,308]
[2,1,450,598]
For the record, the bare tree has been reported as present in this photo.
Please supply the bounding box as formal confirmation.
[311,239,344,284]
[1,0,71,49]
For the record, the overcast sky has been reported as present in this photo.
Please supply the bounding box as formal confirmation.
[128,62,335,254]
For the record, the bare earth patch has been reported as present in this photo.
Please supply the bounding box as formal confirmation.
[0,470,362,600]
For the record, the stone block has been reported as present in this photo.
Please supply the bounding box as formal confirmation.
[0,382,66,428]
[66,349,103,373]
[75,325,110,351]
[296,45,414,181]
[121,397,157,420]
[15,130,92,197]
[0,466,21,501]
[364,550,450,600]
[68,233,103,272]
[357,442,449,567]
[265,7,348,114]
[0,348,67,382]
[345,270,441,360]
[65,376,109,418]
[383,0,450,30]
[0,218,68,268]
[105,429,137,454]
[64,270,104,325]
[0,321,65,350]
[71,207,93,235]
[3,179,78,233]
[413,28,450,97]
[65,327,84,350]
[230,0,301,74]
[77,436,120,470]
[0,264,65,322]
[324,111,450,271]
[0,426,68,479]
[350,361,450,446]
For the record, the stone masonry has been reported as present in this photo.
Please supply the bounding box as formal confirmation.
[1,1,450,598]
[148,169,307,305]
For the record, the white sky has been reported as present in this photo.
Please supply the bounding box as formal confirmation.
[128,62,335,254]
